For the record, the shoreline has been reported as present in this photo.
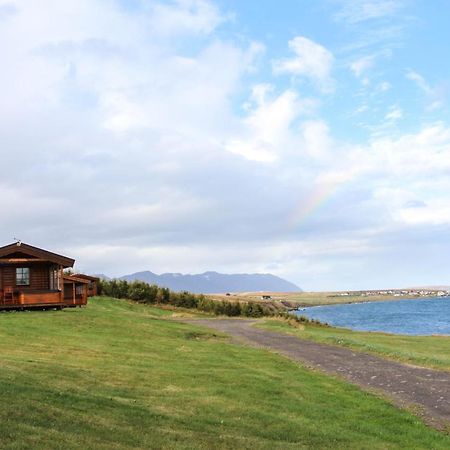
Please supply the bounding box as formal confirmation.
[295,294,450,309]
[290,296,450,337]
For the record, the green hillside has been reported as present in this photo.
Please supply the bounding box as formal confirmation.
[0,297,448,449]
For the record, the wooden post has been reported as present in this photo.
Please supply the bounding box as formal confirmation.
[59,265,64,303]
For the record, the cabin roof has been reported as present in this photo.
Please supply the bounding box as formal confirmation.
[72,274,100,281]
[63,274,90,284]
[0,242,75,268]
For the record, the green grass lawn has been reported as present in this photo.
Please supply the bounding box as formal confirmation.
[259,319,450,371]
[0,297,448,449]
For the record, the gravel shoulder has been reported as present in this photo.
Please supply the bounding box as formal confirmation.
[185,318,450,431]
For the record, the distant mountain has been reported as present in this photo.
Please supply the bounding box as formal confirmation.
[115,270,302,294]
[93,274,111,281]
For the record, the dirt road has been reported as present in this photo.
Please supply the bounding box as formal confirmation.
[186,318,450,430]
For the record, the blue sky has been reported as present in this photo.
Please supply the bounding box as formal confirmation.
[1,0,450,290]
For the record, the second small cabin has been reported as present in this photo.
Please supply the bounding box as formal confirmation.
[73,274,99,297]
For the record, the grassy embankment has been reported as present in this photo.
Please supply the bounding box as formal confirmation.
[259,319,450,371]
[0,297,449,449]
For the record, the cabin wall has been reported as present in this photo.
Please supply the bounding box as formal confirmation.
[63,280,88,306]
[30,264,51,290]
[76,283,88,305]
[0,266,15,289]
[88,281,98,297]
[64,283,74,301]
[0,263,53,290]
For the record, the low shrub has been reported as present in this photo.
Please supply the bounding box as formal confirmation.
[97,279,322,324]
[98,279,273,318]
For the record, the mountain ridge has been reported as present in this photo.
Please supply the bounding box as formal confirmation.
[97,270,302,294]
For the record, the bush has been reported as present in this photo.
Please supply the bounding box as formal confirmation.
[241,302,265,317]
[98,279,278,319]
[98,280,319,324]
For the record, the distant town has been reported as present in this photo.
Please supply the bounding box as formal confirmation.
[333,289,450,298]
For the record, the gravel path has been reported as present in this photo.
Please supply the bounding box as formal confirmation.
[186,318,450,430]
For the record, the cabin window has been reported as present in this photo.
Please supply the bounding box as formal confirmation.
[16,267,30,286]
[49,268,59,290]
[76,285,84,295]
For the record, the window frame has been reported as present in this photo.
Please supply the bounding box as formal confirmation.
[16,267,30,286]
[75,284,84,296]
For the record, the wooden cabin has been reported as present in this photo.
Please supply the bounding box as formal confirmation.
[63,274,89,306]
[0,241,89,310]
[73,274,99,297]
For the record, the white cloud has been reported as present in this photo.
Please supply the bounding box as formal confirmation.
[300,120,333,159]
[385,105,403,121]
[370,123,450,175]
[350,55,375,78]
[406,69,445,111]
[225,85,318,162]
[0,0,268,238]
[272,36,334,92]
[349,49,393,86]
[0,3,17,21]
[224,139,277,163]
[149,0,224,36]
[354,104,369,114]
[406,69,432,94]
[334,0,403,24]
[378,81,391,92]
[396,202,450,226]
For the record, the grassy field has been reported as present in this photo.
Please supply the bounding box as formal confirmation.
[259,319,450,371]
[0,297,449,449]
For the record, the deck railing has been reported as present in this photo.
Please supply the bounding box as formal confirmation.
[0,290,62,306]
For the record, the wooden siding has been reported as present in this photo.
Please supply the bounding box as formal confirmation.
[73,274,99,297]
[0,291,62,308]
[30,264,50,290]
[87,281,98,297]
[18,291,61,305]
[63,276,88,306]
[1,266,15,289]
[0,263,51,290]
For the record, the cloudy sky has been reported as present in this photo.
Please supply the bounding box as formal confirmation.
[1,0,450,290]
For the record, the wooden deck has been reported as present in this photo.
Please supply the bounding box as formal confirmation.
[0,290,67,309]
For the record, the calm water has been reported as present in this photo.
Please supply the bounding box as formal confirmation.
[295,297,450,335]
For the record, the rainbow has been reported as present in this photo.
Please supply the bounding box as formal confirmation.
[285,167,359,231]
